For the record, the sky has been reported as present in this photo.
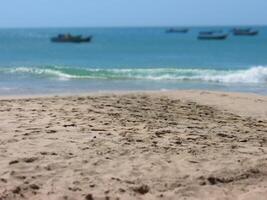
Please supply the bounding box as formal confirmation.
[1,0,266,27]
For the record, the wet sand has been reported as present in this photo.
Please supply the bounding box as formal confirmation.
[0,90,267,200]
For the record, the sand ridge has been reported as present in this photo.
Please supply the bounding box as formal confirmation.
[0,91,266,199]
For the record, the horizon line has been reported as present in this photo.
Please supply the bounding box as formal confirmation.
[0,24,266,29]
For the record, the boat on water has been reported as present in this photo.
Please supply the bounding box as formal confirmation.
[51,34,93,43]
[166,28,189,33]
[232,28,259,36]
[199,30,223,35]
[198,32,228,40]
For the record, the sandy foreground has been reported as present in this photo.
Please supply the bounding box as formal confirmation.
[0,90,267,200]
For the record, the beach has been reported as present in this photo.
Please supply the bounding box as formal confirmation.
[1,3,267,200]
[0,90,266,200]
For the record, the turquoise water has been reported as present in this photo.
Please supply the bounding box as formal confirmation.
[0,27,267,95]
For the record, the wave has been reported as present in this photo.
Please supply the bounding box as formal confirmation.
[1,66,267,83]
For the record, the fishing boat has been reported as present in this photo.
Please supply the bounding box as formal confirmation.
[51,34,93,43]
[166,28,189,33]
[199,30,223,35]
[198,33,228,40]
[232,28,258,36]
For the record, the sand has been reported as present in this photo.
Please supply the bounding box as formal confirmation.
[0,90,266,200]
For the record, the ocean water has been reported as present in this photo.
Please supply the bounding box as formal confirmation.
[0,27,267,95]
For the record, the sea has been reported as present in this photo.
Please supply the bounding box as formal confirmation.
[0,26,267,95]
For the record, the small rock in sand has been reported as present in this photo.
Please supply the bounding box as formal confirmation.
[133,184,150,194]
[85,194,94,200]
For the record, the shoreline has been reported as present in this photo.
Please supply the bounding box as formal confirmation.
[1,89,267,119]
[0,90,267,199]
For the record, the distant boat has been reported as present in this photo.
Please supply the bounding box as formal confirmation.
[198,33,228,40]
[199,30,223,35]
[166,28,189,33]
[51,34,93,43]
[232,28,259,36]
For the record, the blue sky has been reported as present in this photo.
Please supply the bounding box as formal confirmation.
[1,0,266,27]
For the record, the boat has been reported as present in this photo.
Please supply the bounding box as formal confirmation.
[166,28,189,33]
[232,28,258,36]
[198,33,228,40]
[199,30,223,35]
[51,34,93,43]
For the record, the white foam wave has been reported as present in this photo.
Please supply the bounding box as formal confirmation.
[201,66,267,83]
[2,66,267,83]
[9,67,76,80]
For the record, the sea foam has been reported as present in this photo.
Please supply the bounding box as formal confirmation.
[2,66,267,83]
